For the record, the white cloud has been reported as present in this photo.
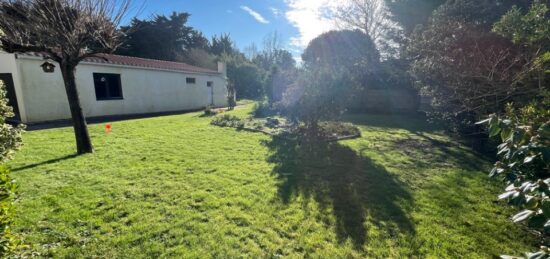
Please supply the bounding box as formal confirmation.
[284,0,340,48]
[270,7,281,17]
[240,6,270,24]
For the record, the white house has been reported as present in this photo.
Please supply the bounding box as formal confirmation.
[0,52,228,124]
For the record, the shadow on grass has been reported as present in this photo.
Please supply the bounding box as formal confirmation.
[343,113,441,133]
[263,138,414,249]
[11,153,79,172]
[344,113,490,170]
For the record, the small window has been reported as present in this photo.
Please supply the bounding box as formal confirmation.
[207,81,213,87]
[186,77,196,84]
[93,73,123,101]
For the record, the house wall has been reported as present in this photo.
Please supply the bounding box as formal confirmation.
[0,53,28,122]
[12,55,227,123]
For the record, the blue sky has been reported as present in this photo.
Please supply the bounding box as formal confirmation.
[125,0,340,59]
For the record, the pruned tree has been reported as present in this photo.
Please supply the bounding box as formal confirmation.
[0,0,130,154]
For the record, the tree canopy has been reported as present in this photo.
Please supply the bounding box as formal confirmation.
[406,0,541,130]
[117,12,209,61]
[302,30,380,75]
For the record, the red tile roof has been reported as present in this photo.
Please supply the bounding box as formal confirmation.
[19,52,220,74]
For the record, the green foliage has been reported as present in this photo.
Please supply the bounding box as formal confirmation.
[210,34,237,57]
[117,12,210,62]
[252,100,276,118]
[302,30,380,77]
[493,1,550,46]
[0,84,22,163]
[493,0,550,92]
[279,67,354,131]
[225,58,266,100]
[0,165,17,256]
[385,0,446,34]
[210,114,244,129]
[407,0,538,132]
[479,96,550,257]
[252,49,296,72]
[0,81,22,257]
[298,30,381,114]
[505,91,550,130]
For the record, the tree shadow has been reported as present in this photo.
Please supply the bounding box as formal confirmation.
[11,153,79,172]
[263,138,414,249]
[342,113,441,133]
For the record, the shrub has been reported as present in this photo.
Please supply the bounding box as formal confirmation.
[0,166,17,256]
[252,100,276,118]
[210,114,244,129]
[0,81,23,257]
[478,95,550,258]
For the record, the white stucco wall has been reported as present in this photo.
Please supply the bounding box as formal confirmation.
[0,53,28,122]
[10,54,227,123]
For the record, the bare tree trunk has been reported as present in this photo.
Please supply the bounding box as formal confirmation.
[60,62,94,154]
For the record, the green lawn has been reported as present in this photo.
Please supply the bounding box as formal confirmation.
[8,105,536,258]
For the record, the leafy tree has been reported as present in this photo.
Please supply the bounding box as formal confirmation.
[493,0,550,90]
[385,0,446,34]
[0,81,23,256]
[407,0,537,131]
[279,67,354,134]
[252,49,296,72]
[223,54,266,100]
[207,34,266,101]
[301,30,381,111]
[117,12,209,62]
[0,0,129,154]
[210,34,237,57]
[302,30,380,75]
[267,66,298,105]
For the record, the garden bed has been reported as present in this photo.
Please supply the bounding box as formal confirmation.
[210,114,361,142]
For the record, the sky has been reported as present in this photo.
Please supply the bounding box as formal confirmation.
[125,0,341,60]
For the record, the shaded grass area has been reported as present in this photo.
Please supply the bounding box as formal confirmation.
[7,106,536,258]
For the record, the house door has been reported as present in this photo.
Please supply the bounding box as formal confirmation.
[0,74,20,121]
[207,81,214,106]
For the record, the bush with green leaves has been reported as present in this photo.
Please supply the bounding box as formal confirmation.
[479,95,550,258]
[252,100,277,118]
[210,114,244,129]
[0,165,17,256]
[0,81,23,257]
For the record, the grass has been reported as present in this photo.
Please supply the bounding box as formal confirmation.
[7,105,536,258]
